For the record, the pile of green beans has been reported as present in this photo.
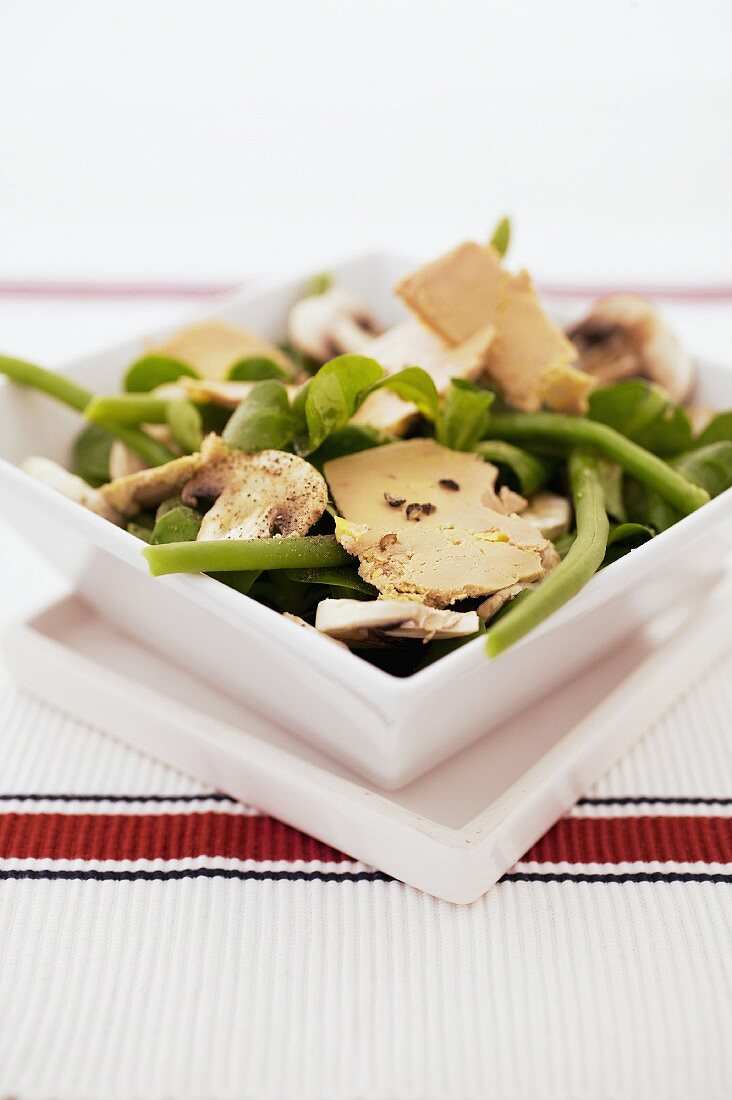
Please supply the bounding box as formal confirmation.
[0,355,175,466]
[485,412,709,515]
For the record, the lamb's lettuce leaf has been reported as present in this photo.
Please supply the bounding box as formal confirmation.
[124,355,198,393]
[671,441,732,499]
[72,423,113,486]
[222,380,296,452]
[602,522,654,566]
[307,425,387,470]
[166,399,203,453]
[474,440,553,496]
[436,380,494,451]
[489,216,511,258]
[696,412,732,447]
[227,356,289,381]
[369,366,440,423]
[304,355,384,451]
[588,380,693,456]
[303,355,439,452]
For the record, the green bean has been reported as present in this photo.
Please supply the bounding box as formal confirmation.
[0,354,93,412]
[485,448,609,657]
[0,354,175,467]
[485,412,709,515]
[144,534,351,577]
[85,394,169,425]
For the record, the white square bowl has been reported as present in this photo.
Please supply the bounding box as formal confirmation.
[1,252,731,789]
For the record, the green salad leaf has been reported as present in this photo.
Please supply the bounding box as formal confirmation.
[223,380,296,452]
[149,504,202,545]
[304,355,384,451]
[166,400,203,453]
[696,411,732,447]
[227,356,289,381]
[370,366,441,424]
[603,522,654,566]
[671,441,732,499]
[473,439,552,496]
[597,457,626,523]
[588,380,693,456]
[307,424,387,469]
[303,355,440,452]
[489,216,511,258]
[436,380,494,451]
[123,355,198,393]
[284,566,376,599]
[72,423,114,486]
[624,479,679,535]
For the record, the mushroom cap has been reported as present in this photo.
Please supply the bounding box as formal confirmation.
[315,598,480,643]
[182,434,328,541]
[151,320,296,380]
[351,319,495,436]
[108,440,149,481]
[567,294,695,404]
[286,287,380,362]
[22,457,122,524]
[520,491,572,540]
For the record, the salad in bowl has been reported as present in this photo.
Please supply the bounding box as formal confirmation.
[2,221,729,679]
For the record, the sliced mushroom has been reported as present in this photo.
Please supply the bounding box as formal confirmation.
[151,319,296,380]
[520,492,572,539]
[22,457,122,524]
[182,434,327,541]
[315,598,479,644]
[567,295,695,404]
[477,583,526,623]
[686,404,715,436]
[351,319,495,435]
[108,441,149,481]
[287,286,382,363]
[109,422,183,480]
[101,452,201,517]
[282,612,348,648]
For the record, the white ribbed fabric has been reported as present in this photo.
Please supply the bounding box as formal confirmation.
[1,297,731,1099]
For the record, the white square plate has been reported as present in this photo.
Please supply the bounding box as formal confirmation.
[1,252,731,787]
[3,584,730,904]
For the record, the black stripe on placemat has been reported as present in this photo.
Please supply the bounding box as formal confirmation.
[0,867,391,884]
[577,797,732,806]
[504,871,732,885]
[0,792,236,804]
[1,867,731,886]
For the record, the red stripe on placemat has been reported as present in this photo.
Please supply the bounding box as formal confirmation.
[0,812,345,863]
[1,281,732,302]
[523,815,732,865]
[0,812,731,865]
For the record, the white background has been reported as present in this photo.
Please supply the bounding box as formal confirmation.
[1,0,731,285]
